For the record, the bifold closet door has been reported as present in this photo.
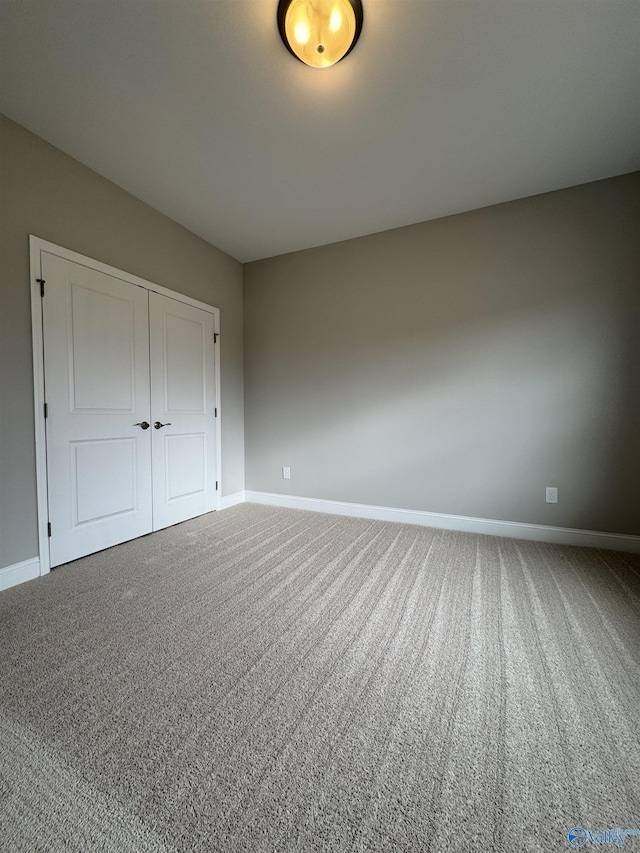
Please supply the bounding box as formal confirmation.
[42,254,218,568]
[149,291,217,530]
[42,252,153,568]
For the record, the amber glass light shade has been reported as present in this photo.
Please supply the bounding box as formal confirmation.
[278,0,363,68]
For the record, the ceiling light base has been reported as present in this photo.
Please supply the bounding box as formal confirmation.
[277,0,364,68]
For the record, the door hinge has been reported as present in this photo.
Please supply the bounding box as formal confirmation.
[47,522,52,537]
[215,481,219,491]
[44,402,48,419]
[214,407,217,418]
[214,333,219,344]
[37,278,45,297]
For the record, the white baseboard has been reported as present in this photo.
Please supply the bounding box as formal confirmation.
[0,557,42,591]
[2,495,636,594]
[220,491,246,510]
[244,491,640,554]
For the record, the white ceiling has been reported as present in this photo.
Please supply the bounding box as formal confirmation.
[1,1,638,263]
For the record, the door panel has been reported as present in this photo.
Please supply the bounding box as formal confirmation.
[42,253,152,566]
[165,434,206,500]
[149,291,217,530]
[72,438,138,523]
[164,313,206,413]
[69,283,136,411]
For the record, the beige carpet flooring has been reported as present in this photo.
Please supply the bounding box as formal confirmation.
[1,503,639,852]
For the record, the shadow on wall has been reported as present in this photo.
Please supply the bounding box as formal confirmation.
[253,299,635,533]
[244,180,640,536]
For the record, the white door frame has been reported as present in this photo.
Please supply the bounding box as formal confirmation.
[30,235,222,577]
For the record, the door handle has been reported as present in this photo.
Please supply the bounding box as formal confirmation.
[134,421,150,430]
[154,421,172,429]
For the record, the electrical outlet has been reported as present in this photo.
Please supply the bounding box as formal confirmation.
[545,487,558,504]
[282,467,291,480]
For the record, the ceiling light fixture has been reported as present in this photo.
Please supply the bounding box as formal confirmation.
[278,0,364,68]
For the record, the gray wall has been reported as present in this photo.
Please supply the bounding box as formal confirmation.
[0,113,244,569]
[244,174,640,536]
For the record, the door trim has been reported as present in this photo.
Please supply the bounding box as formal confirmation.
[30,235,222,576]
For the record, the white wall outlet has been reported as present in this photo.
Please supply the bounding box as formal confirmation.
[282,466,291,480]
[545,487,558,504]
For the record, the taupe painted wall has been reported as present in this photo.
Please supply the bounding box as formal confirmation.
[244,173,640,535]
[0,114,244,569]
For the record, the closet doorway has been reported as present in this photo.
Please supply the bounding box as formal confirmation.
[31,237,221,571]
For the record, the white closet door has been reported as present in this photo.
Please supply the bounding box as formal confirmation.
[149,291,217,530]
[42,253,153,567]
